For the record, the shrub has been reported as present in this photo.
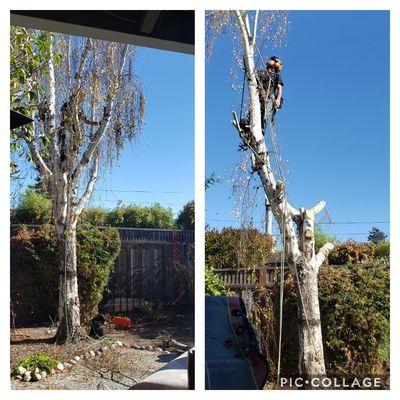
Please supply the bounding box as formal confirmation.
[329,240,375,265]
[258,264,389,378]
[105,203,176,229]
[13,352,60,373]
[176,200,195,230]
[319,265,389,375]
[80,207,108,226]
[205,265,231,296]
[76,227,121,320]
[205,228,274,270]
[374,241,390,261]
[11,190,52,225]
[10,225,121,326]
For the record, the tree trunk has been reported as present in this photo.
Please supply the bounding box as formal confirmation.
[231,11,333,384]
[294,264,326,385]
[55,224,83,343]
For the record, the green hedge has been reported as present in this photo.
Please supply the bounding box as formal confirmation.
[205,228,274,270]
[257,264,389,377]
[10,225,121,326]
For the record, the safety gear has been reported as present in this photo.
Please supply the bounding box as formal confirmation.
[268,56,283,72]
[274,60,282,72]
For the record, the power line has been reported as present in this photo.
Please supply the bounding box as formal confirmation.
[206,218,389,225]
[93,188,191,194]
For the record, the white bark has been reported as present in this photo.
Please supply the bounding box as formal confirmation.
[23,37,130,343]
[232,11,333,381]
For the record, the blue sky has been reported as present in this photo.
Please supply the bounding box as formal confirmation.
[206,10,390,242]
[12,45,194,219]
[88,47,194,218]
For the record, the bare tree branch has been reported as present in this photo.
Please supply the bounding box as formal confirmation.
[252,10,259,45]
[27,138,53,179]
[314,242,334,269]
[75,152,99,216]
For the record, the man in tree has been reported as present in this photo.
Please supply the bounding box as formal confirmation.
[258,56,284,129]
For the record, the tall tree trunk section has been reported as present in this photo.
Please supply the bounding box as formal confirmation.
[232,11,334,382]
[294,264,325,382]
[55,224,83,343]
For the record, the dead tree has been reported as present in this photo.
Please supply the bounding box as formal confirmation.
[207,11,333,381]
[24,34,145,343]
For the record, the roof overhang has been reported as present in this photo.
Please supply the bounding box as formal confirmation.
[10,10,194,55]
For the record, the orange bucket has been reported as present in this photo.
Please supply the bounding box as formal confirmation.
[113,316,131,328]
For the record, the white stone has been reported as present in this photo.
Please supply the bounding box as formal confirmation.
[163,350,171,354]
[89,350,96,357]
[40,371,47,378]
[22,372,31,382]
[133,344,141,350]
[145,345,153,351]
[17,366,26,375]
[74,356,80,361]
[155,347,163,352]
[50,369,55,375]
[56,363,64,371]
[70,359,77,365]
[33,373,42,381]
[116,340,123,347]
[15,375,22,380]
[64,362,72,368]
[101,346,108,352]
[34,367,40,374]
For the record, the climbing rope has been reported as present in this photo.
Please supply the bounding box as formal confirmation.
[240,44,326,381]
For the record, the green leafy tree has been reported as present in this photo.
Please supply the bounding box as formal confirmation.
[205,228,274,270]
[11,189,52,225]
[106,203,175,229]
[176,200,195,230]
[10,27,58,175]
[314,228,336,253]
[368,227,388,244]
[80,207,108,226]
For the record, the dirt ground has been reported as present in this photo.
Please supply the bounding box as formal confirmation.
[10,310,194,390]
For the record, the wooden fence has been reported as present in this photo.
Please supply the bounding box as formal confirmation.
[10,225,195,316]
[104,228,194,314]
[215,261,389,295]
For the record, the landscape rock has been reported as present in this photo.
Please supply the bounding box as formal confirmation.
[116,340,123,347]
[15,375,22,380]
[145,345,153,351]
[56,363,64,371]
[70,359,77,365]
[22,372,31,382]
[163,350,171,354]
[74,356,80,361]
[132,344,141,350]
[32,373,42,381]
[17,366,26,375]
[50,369,55,375]
[89,350,96,357]
[155,347,163,352]
[101,346,108,352]
[40,371,47,378]
[34,367,40,374]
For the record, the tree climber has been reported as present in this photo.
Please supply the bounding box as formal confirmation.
[257,56,284,129]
